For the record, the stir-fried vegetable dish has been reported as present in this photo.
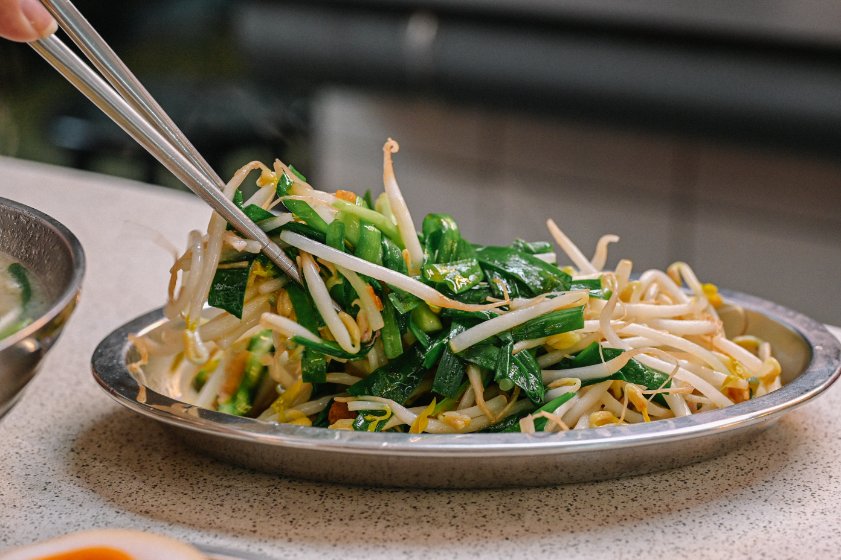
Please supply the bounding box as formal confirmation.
[133,139,783,434]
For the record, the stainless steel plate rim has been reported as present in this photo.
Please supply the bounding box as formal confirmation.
[91,290,841,459]
[0,197,86,353]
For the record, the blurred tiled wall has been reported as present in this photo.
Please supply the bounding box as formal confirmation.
[313,88,841,324]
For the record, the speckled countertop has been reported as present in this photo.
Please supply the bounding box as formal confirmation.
[1,156,840,559]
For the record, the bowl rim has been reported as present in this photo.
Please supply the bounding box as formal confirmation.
[0,197,86,352]
[91,289,841,458]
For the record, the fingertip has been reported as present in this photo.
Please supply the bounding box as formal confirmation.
[39,14,57,37]
[19,0,56,40]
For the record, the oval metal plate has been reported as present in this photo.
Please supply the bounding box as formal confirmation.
[91,290,841,488]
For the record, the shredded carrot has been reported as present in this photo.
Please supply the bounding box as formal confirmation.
[219,351,248,400]
[335,189,358,202]
[328,400,355,424]
[367,284,384,311]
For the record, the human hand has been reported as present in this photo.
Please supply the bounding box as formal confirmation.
[0,0,56,42]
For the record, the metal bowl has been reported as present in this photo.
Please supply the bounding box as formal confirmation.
[0,198,85,418]
[91,291,841,488]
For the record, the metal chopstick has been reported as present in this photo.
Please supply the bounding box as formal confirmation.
[28,3,302,285]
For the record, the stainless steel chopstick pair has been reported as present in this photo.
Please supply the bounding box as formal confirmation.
[29,0,302,285]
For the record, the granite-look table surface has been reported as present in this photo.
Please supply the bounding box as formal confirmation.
[1,156,839,559]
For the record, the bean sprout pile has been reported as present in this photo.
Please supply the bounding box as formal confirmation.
[132,140,782,434]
